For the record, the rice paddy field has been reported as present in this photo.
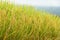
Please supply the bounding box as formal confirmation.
[0,2,60,40]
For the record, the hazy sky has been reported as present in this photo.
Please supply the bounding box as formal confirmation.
[2,0,60,7]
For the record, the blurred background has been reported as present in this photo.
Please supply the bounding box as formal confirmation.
[1,0,60,15]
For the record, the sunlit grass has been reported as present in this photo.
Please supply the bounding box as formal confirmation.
[0,2,60,40]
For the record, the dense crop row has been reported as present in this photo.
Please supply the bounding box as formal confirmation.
[0,2,60,40]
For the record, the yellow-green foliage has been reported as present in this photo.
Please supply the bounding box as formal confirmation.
[0,2,60,40]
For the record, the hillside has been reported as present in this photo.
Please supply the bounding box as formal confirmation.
[0,2,60,40]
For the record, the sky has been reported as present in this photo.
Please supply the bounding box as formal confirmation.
[1,0,60,7]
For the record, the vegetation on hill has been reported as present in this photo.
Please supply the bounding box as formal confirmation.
[0,2,60,40]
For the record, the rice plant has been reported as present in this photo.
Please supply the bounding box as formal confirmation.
[0,2,60,40]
